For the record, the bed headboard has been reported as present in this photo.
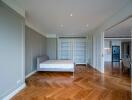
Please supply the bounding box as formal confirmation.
[37,55,49,67]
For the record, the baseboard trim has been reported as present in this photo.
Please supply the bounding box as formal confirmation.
[88,64,103,73]
[3,83,26,100]
[26,70,37,79]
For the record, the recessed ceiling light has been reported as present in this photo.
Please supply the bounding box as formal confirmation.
[60,24,64,28]
[86,24,89,27]
[70,13,73,16]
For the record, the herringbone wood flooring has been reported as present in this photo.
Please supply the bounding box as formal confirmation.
[12,65,131,100]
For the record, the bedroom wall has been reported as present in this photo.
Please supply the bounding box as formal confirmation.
[104,40,111,62]
[46,38,57,60]
[92,32,104,72]
[25,26,46,76]
[0,1,25,99]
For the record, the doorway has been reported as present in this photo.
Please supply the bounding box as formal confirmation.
[112,46,120,62]
[103,17,132,77]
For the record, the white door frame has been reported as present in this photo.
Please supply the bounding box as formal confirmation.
[93,36,96,68]
[101,32,104,73]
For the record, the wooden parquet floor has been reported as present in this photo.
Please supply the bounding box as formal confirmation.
[12,65,132,100]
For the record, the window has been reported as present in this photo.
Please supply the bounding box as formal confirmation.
[58,38,86,64]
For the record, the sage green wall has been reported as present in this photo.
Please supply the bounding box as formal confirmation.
[0,1,25,99]
[25,26,46,76]
[46,38,57,60]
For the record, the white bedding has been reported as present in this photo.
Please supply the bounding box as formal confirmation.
[38,60,74,72]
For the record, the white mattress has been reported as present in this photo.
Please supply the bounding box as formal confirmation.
[40,60,74,69]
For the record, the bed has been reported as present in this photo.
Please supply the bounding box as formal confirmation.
[37,55,75,73]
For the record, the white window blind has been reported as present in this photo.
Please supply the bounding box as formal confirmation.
[58,39,73,60]
[58,38,86,64]
[73,39,86,64]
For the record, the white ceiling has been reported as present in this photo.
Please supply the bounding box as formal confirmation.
[105,18,132,38]
[16,0,131,36]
